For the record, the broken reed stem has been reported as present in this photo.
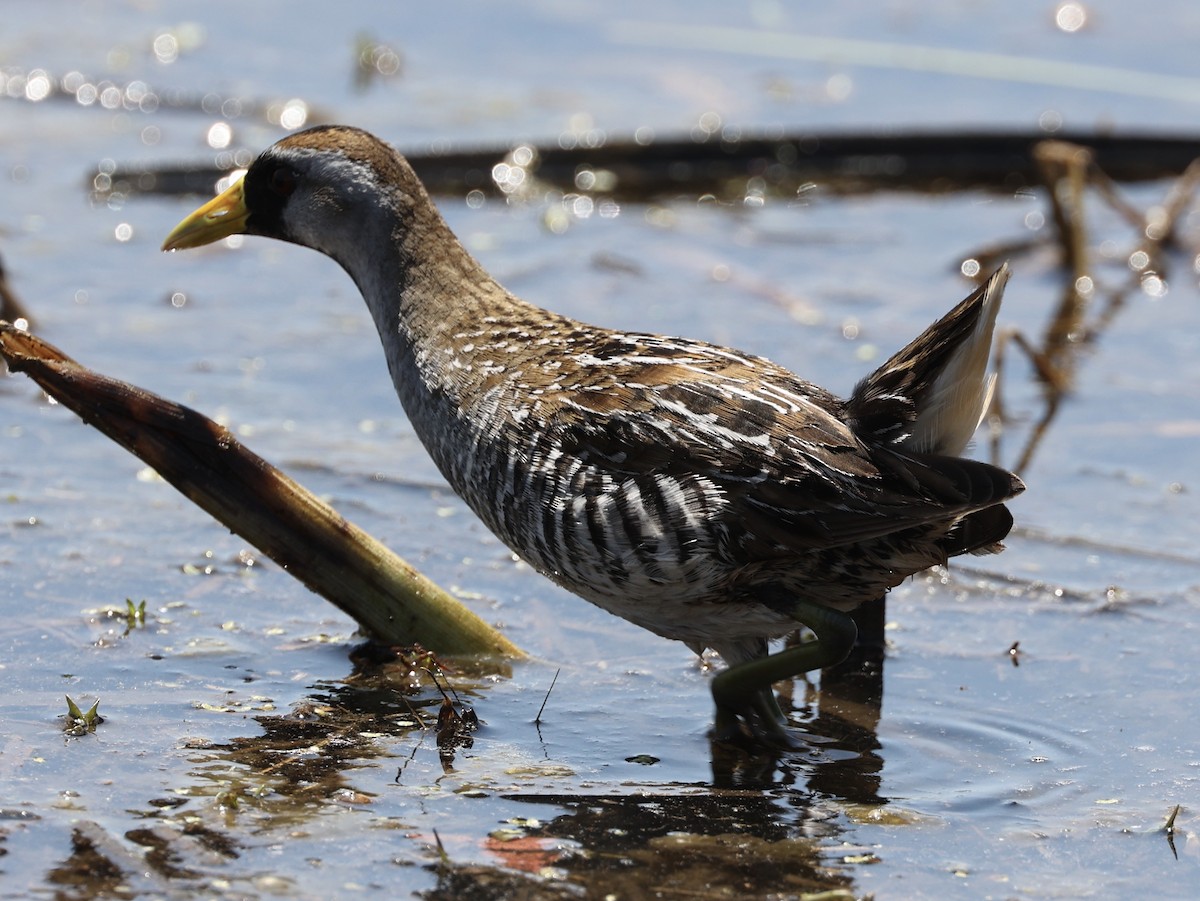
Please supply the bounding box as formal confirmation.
[0,321,523,660]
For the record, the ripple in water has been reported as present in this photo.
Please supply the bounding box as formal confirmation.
[879,689,1097,827]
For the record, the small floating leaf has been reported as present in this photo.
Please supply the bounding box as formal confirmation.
[624,754,660,766]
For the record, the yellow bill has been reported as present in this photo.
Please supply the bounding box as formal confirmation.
[161,176,250,251]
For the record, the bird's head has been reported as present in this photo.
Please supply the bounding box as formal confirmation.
[162,125,428,263]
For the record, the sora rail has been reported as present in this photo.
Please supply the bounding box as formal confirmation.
[163,125,1023,746]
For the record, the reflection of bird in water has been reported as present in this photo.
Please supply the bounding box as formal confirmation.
[163,125,1023,746]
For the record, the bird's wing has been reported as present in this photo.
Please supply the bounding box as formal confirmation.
[538,335,1019,556]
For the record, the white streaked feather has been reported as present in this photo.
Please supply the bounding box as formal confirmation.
[902,266,1008,455]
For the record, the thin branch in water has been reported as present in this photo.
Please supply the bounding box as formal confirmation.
[535,668,561,726]
[1164,804,1182,860]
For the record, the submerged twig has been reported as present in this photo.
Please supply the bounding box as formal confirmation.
[1164,804,1182,860]
[0,322,523,660]
[535,668,561,726]
[95,128,1200,203]
[1165,804,1182,832]
[432,828,451,877]
[1034,141,1092,283]
[986,142,1200,475]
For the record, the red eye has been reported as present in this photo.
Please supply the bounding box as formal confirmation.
[269,167,299,197]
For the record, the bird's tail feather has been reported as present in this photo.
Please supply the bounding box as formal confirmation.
[847,264,1010,456]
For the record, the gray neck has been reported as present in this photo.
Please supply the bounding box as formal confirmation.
[324,185,528,486]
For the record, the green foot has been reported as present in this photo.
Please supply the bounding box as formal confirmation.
[711,598,858,748]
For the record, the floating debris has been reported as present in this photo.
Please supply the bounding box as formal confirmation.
[90,127,1200,205]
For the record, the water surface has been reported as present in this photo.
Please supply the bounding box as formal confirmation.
[2,2,1199,898]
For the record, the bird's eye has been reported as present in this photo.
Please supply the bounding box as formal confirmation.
[268,167,300,197]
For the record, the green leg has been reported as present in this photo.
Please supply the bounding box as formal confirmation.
[711,599,858,747]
